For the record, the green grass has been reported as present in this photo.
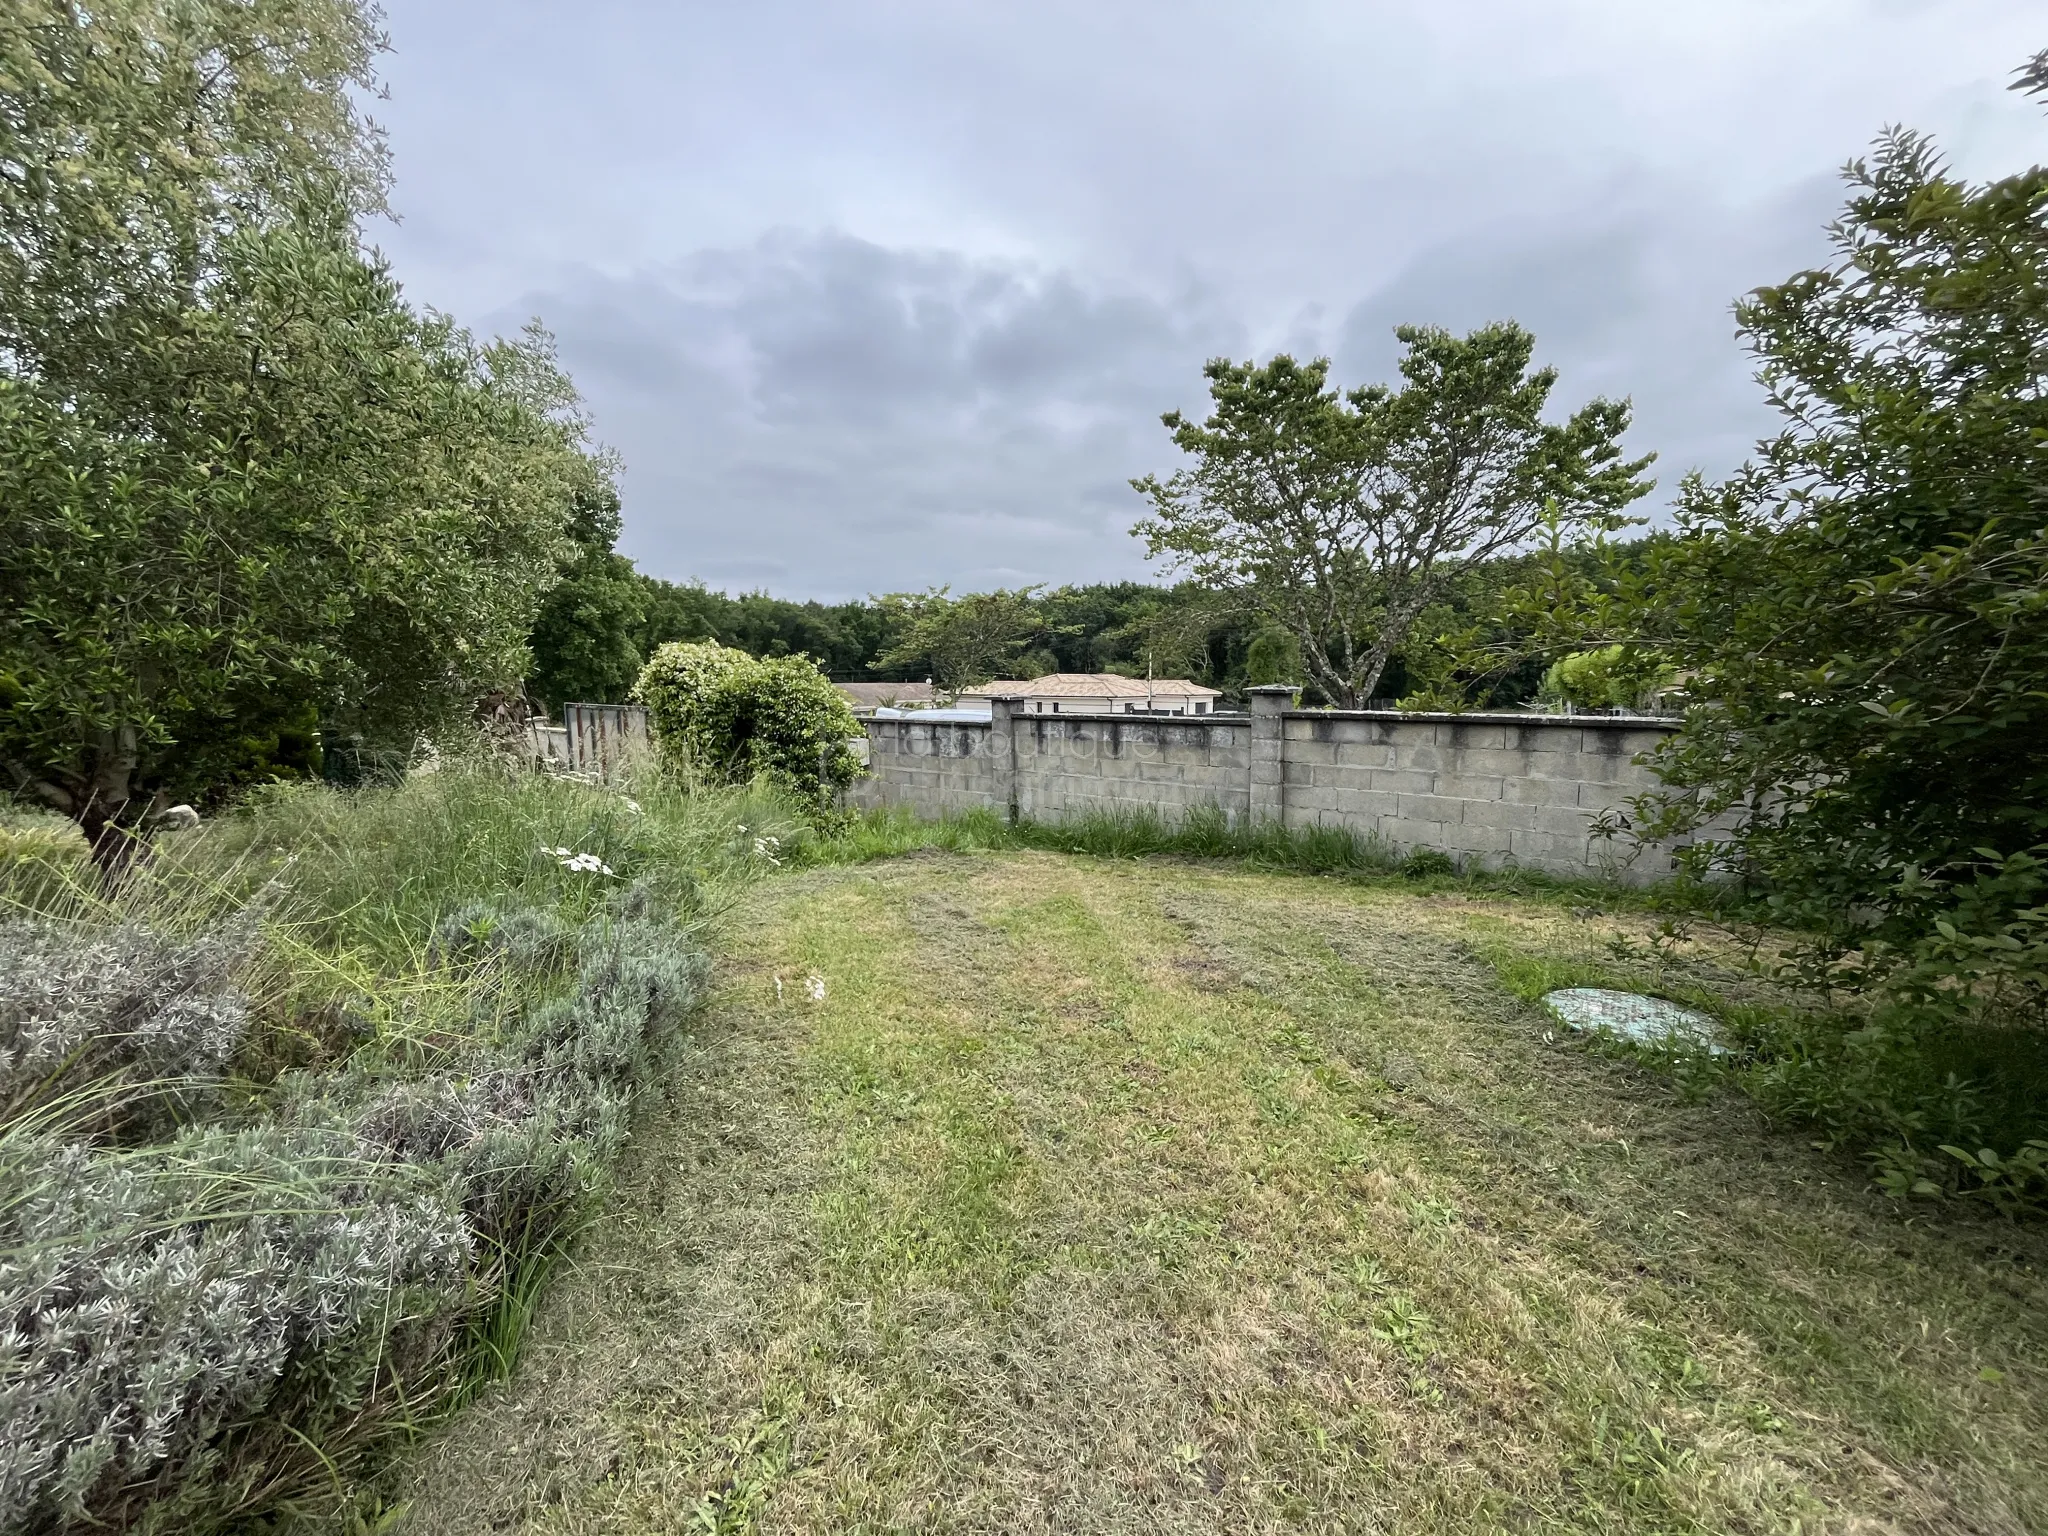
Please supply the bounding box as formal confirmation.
[805,803,1674,896]
[393,850,2048,1534]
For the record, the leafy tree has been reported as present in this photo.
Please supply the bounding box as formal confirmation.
[1095,590,1235,684]
[634,641,861,805]
[635,579,901,680]
[1508,99,2048,1029]
[1535,646,1672,711]
[0,0,594,862]
[1397,541,1614,710]
[526,475,649,715]
[1133,328,1654,707]
[1243,628,1304,689]
[0,0,391,398]
[873,587,1062,688]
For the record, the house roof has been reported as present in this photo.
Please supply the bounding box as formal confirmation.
[955,680,1036,697]
[835,681,938,707]
[960,672,1220,699]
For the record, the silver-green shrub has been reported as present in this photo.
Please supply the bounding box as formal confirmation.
[0,903,266,1132]
[0,884,707,1532]
[0,1124,470,1531]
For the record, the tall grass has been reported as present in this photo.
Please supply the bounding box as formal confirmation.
[0,761,799,1533]
[803,802,1633,894]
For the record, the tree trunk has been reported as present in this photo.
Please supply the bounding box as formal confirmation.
[75,726,149,886]
[77,800,148,884]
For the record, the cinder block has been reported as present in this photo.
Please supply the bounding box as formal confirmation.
[1364,767,1437,796]
[1395,793,1476,825]
[1501,774,1581,807]
[1575,777,1644,813]
[1520,750,1588,782]
[1502,723,1576,753]
[1312,765,1375,795]
[1511,824,1594,856]
[1523,804,1599,838]
[1382,816,1448,850]
[1442,745,1533,778]
[1433,772,1507,803]
[1438,821,1507,853]
[1438,722,1507,751]
[1328,742,1396,770]
[1327,719,1390,746]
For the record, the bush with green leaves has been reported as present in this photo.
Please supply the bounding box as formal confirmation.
[634,641,863,806]
[1473,67,2048,1192]
[0,0,607,866]
[0,764,782,1531]
[1536,646,1673,712]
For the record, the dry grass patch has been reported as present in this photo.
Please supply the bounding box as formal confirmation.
[394,853,2047,1535]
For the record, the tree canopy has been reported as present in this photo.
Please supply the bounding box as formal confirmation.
[1132,326,1654,707]
[1502,111,2048,1027]
[872,588,1065,689]
[0,0,602,859]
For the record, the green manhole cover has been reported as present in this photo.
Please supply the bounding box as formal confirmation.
[1542,987,1726,1054]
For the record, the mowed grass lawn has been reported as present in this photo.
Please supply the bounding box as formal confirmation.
[395,851,2047,1535]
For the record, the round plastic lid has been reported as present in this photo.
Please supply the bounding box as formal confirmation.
[1541,987,1726,1054]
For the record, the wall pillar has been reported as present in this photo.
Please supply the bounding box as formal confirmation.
[1248,684,1293,826]
[988,694,1020,823]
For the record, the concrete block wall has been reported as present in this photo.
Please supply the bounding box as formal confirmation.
[847,717,1002,818]
[1011,712,1252,824]
[1276,712,1686,881]
[850,696,1692,884]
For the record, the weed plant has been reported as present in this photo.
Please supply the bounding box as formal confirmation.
[0,761,799,1532]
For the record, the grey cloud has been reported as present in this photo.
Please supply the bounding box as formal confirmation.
[516,182,1847,599]
[507,234,1245,597]
[1331,175,1847,500]
[369,1,2048,599]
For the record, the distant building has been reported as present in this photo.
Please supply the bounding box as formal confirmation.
[836,680,940,716]
[959,672,1223,717]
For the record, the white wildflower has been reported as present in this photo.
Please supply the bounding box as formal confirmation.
[773,975,784,1002]
[623,798,644,814]
[804,974,826,1002]
[551,850,616,876]
[752,834,782,866]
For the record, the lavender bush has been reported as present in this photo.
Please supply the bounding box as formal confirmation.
[0,863,709,1532]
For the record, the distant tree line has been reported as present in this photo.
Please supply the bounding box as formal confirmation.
[525,559,1598,716]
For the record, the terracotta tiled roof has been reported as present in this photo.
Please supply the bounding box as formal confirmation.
[956,680,1036,697]
[961,673,1220,699]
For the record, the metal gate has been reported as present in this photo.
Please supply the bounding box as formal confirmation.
[561,701,651,774]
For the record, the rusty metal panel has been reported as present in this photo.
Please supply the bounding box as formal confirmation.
[562,702,651,774]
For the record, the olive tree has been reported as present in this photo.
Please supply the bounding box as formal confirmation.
[1132,326,1653,707]
[0,0,598,863]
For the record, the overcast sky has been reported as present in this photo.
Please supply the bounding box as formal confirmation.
[368,1,2045,601]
